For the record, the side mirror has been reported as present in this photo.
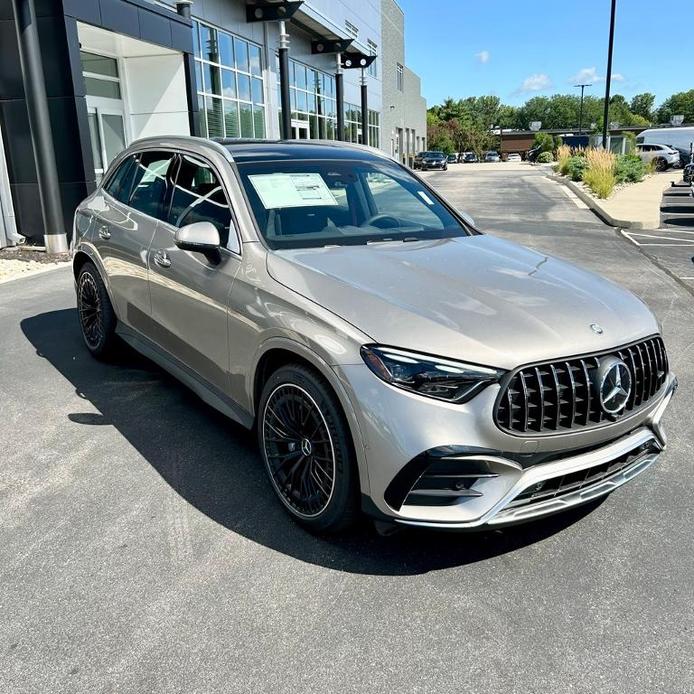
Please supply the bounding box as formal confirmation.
[175,221,221,261]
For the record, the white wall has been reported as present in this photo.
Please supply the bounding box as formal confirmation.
[122,54,190,139]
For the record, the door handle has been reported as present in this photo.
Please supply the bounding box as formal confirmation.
[153,249,171,268]
[98,225,111,240]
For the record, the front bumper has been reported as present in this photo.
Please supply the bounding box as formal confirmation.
[337,363,677,529]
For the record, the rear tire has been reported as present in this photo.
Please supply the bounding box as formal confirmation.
[257,364,360,533]
[655,157,668,172]
[76,261,117,359]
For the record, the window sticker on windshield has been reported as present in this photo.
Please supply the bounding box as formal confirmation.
[248,173,339,209]
[418,191,435,205]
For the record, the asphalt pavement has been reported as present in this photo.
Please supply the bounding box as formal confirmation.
[2,162,693,693]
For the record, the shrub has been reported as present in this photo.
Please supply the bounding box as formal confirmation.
[566,155,588,181]
[583,148,616,198]
[615,154,647,183]
[556,144,572,175]
[533,132,555,153]
[537,151,554,163]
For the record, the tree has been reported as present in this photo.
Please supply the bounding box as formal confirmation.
[630,93,655,122]
[655,90,694,125]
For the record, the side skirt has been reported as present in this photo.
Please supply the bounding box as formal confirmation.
[116,324,254,430]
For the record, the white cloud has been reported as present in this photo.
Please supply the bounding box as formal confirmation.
[516,73,552,93]
[569,66,625,83]
[475,50,490,64]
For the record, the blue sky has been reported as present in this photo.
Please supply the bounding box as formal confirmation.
[396,0,692,108]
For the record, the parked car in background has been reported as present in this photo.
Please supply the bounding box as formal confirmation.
[413,152,426,170]
[72,136,676,533]
[636,127,694,167]
[506,153,522,162]
[420,151,448,171]
[463,151,478,163]
[447,154,458,164]
[484,151,501,163]
[635,144,680,171]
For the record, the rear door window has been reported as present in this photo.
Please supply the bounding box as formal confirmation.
[128,151,176,220]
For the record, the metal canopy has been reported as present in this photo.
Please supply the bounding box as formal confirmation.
[245,0,303,23]
[341,52,376,70]
[311,38,353,55]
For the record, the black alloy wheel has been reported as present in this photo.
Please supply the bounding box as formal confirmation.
[258,365,359,532]
[77,261,117,358]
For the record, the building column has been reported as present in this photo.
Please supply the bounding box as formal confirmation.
[278,20,291,139]
[10,0,67,253]
[360,68,368,146]
[335,53,344,141]
[176,0,199,136]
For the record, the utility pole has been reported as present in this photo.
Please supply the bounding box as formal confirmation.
[602,0,617,149]
[575,83,591,135]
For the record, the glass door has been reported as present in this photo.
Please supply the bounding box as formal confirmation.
[291,121,310,140]
[87,103,126,181]
[81,51,128,180]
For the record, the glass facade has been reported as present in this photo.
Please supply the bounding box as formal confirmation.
[193,23,380,147]
[285,59,380,147]
[286,58,337,140]
[193,19,266,139]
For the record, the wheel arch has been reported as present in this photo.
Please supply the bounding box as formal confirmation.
[250,338,370,495]
[72,245,120,320]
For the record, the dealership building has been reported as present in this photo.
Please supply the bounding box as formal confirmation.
[0,0,426,248]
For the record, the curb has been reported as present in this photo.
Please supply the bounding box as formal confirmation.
[0,261,71,285]
[547,174,651,229]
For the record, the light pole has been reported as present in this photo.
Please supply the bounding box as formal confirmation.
[602,0,617,149]
[575,82,591,135]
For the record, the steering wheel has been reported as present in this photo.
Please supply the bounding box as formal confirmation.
[361,213,401,229]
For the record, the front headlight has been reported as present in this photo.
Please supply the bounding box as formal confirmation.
[360,345,505,403]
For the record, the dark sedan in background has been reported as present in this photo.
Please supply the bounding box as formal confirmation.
[419,151,448,171]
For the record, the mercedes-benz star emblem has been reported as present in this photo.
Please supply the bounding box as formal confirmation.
[595,357,632,415]
[591,323,604,334]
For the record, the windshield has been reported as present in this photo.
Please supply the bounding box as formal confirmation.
[424,152,444,159]
[236,158,470,249]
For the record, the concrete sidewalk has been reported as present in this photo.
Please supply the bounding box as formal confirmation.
[552,171,681,229]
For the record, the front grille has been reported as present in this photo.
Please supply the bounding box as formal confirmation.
[505,440,660,510]
[496,336,668,435]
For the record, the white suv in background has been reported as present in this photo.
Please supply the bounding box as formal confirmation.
[636,144,680,171]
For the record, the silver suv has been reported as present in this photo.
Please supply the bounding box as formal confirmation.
[73,137,676,533]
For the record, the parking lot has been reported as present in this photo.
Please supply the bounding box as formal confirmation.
[621,180,694,292]
[2,163,693,693]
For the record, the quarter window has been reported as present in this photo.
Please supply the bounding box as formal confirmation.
[103,155,137,204]
[128,151,175,221]
[169,155,234,249]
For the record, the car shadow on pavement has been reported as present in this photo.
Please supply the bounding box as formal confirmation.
[21,309,604,576]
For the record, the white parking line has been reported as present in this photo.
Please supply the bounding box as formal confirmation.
[626,232,694,243]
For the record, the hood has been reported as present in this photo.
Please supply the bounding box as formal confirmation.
[267,235,658,370]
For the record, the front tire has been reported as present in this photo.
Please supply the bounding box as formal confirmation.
[76,261,117,358]
[258,364,359,533]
